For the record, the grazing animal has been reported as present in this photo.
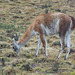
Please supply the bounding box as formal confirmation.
[13,13,75,60]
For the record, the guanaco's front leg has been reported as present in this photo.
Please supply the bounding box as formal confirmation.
[40,34,48,57]
[36,36,42,56]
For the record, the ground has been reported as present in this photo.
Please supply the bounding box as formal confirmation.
[0,0,75,75]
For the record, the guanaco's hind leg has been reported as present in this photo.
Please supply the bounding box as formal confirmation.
[64,29,71,60]
[40,34,48,56]
[57,35,65,59]
[57,28,71,60]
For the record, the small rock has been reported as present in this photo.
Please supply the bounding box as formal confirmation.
[55,9,61,12]
[13,16,19,19]
[73,65,75,69]
[52,62,59,72]
[25,44,28,47]
[65,62,72,65]
[20,63,33,71]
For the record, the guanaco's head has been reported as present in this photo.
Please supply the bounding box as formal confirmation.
[13,38,21,53]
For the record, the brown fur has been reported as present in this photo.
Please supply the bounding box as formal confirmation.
[59,14,71,36]
[18,25,33,44]
[70,16,75,30]
[18,13,73,46]
[33,13,71,35]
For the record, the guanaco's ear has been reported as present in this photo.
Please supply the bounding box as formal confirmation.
[13,38,17,44]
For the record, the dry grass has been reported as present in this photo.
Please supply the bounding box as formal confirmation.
[0,0,75,75]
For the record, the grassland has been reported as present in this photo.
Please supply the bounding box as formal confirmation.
[0,0,75,75]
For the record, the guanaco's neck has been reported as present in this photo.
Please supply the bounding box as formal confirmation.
[18,25,33,46]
